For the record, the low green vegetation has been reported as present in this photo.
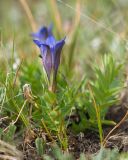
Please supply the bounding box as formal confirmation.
[0,0,128,159]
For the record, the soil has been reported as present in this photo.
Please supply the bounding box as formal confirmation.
[68,131,100,159]
[21,105,128,159]
[104,105,128,152]
[0,104,128,159]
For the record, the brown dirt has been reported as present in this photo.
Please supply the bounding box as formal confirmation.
[21,105,128,159]
[68,131,100,159]
[0,104,128,159]
[104,105,128,152]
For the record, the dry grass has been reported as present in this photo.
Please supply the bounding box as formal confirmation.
[0,140,23,160]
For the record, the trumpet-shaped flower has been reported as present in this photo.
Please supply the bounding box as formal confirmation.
[32,25,65,82]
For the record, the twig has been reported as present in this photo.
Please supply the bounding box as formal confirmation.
[3,100,27,133]
[74,0,81,27]
[13,59,23,88]
[41,119,56,144]
[19,0,39,54]
[0,116,8,121]
[12,100,27,125]
[0,140,23,160]
[19,0,37,32]
[103,111,128,147]
[0,155,17,160]
[50,0,62,34]
[0,73,9,113]
[88,84,103,144]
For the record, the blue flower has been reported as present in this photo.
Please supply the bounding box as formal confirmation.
[32,25,65,82]
[31,24,53,41]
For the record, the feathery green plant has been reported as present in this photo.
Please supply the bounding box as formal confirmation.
[72,54,123,143]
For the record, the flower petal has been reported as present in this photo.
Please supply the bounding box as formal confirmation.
[40,44,52,80]
[33,39,42,47]
[31,26,48,40]
[31,24,53,41]
[53,37,65,76]
[46,35,56,48]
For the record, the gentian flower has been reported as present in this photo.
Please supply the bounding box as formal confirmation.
[31,24,53,41]
[32,25,65,91]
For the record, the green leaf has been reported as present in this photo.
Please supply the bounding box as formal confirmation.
[3,124,16,143]
[35,137,45,156]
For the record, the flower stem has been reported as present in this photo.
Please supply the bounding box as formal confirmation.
[49,72,57,93]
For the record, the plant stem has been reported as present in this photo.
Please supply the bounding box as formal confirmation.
[88,84,103,145]
[103,111,128,146]
[41,119,56,144]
